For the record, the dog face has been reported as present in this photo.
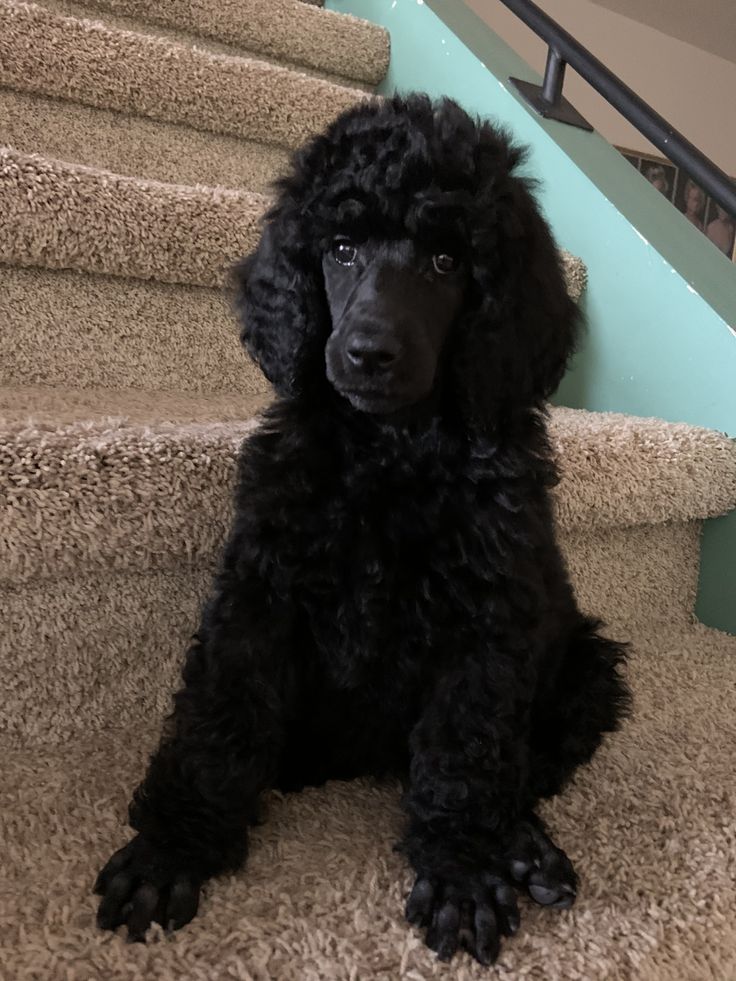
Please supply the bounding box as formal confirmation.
[234,94,580,429]
[322,237,467,414]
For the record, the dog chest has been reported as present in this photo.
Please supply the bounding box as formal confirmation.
[291,473,525,675]
[236,415,550,682]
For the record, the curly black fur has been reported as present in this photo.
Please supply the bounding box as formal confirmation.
[95,95,631,965]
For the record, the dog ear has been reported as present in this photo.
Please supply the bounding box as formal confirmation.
[451,126,581,428]
[231,205,327,398]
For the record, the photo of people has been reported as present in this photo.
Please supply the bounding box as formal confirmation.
[617,147,736,262]
[705,201,736,257]
[674,172,707,231]
[641,160,676,201]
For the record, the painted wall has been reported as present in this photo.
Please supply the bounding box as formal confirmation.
[466,0,736,172]
[326,0,736,631]
[585,0,735,67]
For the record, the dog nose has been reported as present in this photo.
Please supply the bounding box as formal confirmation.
[345,334,399,373]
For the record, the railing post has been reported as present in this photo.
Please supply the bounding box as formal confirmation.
[509,46,593,131]
[541,47,565,107]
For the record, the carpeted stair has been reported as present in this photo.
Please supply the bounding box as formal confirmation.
[2,1,736,977]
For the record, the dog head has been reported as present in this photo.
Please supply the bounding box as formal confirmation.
[321,236,467,416]
[233,94,580,428]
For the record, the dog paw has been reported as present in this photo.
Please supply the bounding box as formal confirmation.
[505,815,577,909]
[405,868,520,965]
[94,834,201,941]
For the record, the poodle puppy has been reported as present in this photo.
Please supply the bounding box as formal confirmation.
[95,94,631,965]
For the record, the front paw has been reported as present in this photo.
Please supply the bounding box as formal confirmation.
[94,834,201,941]
[505,815,578,909]
[405,869,520,965]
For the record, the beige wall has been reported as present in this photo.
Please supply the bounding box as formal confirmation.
[465,0,736,175]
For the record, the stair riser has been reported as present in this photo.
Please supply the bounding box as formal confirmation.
[0,1,367,150]
[0,267,264,394]
[0,89,291,192]
[2,520,700,746]
[1,568,206,747]
[563,521,701,636]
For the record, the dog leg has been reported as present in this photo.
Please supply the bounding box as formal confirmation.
[95,566,297,940]
[398,648,535,965]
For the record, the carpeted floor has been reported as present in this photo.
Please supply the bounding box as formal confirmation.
[2,625,735,980]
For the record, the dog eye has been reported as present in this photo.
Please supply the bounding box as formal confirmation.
[433,254,458,275]
[332,239,358,266]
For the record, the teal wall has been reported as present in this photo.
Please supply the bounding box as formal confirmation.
[327,0,736,632]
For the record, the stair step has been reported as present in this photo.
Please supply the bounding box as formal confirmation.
[1,386,263,587]
[3,522,704,747]
[31,0,377,94]
[0,0,368,151]
[549,407,736,530]
[0,147,591,297]
[563,521,701,634]
[4,623,736,977]
[3,397,734,589]
[0,267,269,394]
[0,148,266,287]
[41,0,390,86]
[0,89,292,191]
[0,385,269,427]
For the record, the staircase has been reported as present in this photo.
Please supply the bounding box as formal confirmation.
[1,1,736,977]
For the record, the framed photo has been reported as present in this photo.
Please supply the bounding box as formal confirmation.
[640,159,676,202]
[617,147,736,263]
[704,198,736,258]
[674,170,708,231]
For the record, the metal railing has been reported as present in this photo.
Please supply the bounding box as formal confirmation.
[500,0,736,219]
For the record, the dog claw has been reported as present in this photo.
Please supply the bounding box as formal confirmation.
[506,816,578,910]
[405,869,518,965]
[528,882,575,906]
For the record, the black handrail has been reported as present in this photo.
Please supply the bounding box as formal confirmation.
[499,0,736,220]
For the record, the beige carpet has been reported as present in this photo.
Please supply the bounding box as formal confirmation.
[0,267,260,392]
[2,399,734,757]
[2,0,736,976]
[0,146,589,293]
[0,89,293,191]
[45,0,390,84]
[4,400,734,589]
[0,1,374,146]
[0,148,268,287]
[2,625,735,980]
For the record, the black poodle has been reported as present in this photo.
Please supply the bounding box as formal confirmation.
[95,94,630,965]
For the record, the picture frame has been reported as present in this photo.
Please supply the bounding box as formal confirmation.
[618,147,736,262]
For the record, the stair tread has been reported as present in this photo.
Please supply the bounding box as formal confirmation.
[1,385,266,586]
[0,147,589,296]
[0,0,369,152]
[551,406,736,531]
[3,389,735,586]
[38,0,389,87]
[0,89,293,192]
[0,147,268,288]
[3,623,735,978]
[0,385,270,428]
